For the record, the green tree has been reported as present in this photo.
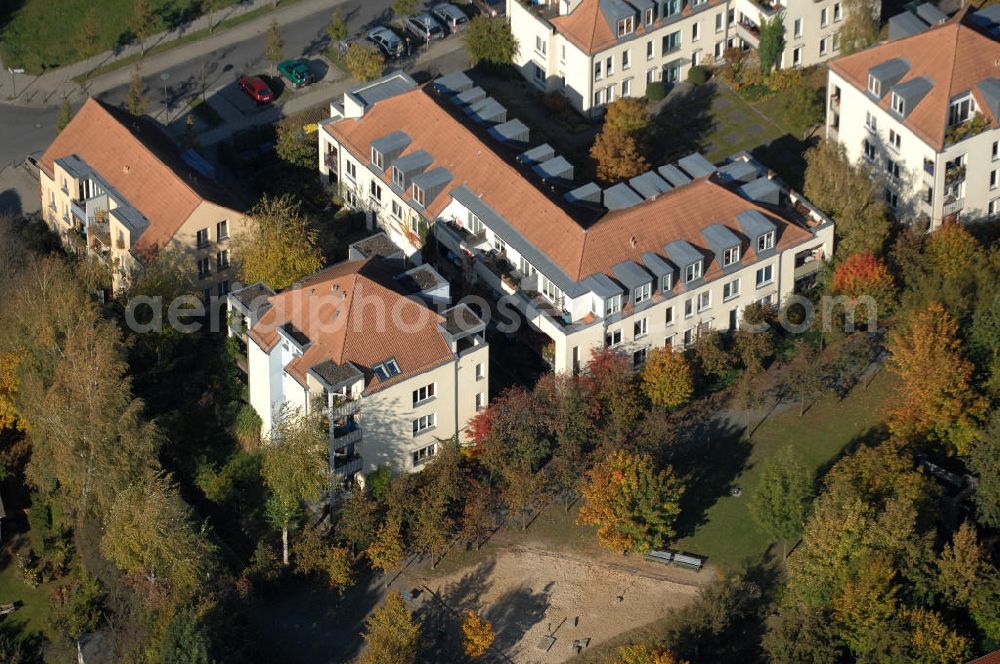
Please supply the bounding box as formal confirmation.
[130,0,158,56]
[293,523,353,592]
[260,407,330,565]
[462,15,520,69]
[126,66,147,116]
[839,0,880,55]
[50,571,104,644]
[233,194,323,291]
[264,21,283,70]
[56,98,74,134]
[276,113,317,168]
[101,473,217,604]
[336,485,378,554]
[410,486,453,568]
[327,9,348,44]
[750,447,812,558]
[344,43,385,83]
[967,411,1000,528]
[359,591,420,664]
[758,13,785,75]
[157,609,214,664]
[578,450,684,553]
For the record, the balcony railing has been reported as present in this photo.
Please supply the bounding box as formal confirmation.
[945,113,989,146]
[516,0,560,21]
[332,455,363,477]
[330,397,360,420]
[943,196,964,217]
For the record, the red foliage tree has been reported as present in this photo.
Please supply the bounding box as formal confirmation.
[831,251,897,317]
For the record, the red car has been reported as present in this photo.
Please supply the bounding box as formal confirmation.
[239,75,274,104]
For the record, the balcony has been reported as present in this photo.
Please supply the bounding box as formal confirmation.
[923,159,936,187]
[945,113,989,146]
[736,21,760,47]
[943,196,964,217]
[829,92,840,112]
[330,397,360,421]
[332,424,362,447]
[324,151,337,172]
[515,0,560,22]
[945,164,966,186]
[70,200,87,223]
[333,454,363,477]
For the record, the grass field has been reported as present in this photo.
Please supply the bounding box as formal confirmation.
[0,538,56,639]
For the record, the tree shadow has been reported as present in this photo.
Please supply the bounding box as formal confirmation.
[751,133,819,192]
[417,559,497,661]
[647,82,719,164]
[0,188,23,216]
[484,583,551,654]
[0,0,24,38]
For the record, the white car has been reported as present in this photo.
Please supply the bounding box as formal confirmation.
[367,26,405,58]
[431,4,469,33]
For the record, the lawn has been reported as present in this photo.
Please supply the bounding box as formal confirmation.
[671,370,895,570]
[0,537,56,639]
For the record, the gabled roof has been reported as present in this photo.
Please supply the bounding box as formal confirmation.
[829,7,1000,150]
[39,98,244,253]
[247,258,455,393]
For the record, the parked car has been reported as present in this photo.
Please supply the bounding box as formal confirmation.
[277,59,314,88]
[403,13,445,42]
[367,26,405,58]
[431,4,469,33]
[238,75,274,103]
[472,0,504,16]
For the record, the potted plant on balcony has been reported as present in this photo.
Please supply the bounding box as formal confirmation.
[541,340,555,366]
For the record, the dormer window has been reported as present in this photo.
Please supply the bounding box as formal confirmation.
[661,273,673,292]
[891,92,905,116]
[412,184,425,207]
[949,96,973,126]
[757,231,775,252]
[645,7,655,24]
[867,75,880,96]
[723,246,740,267]
[618,16,635,37]
[392,167,405,188]
[605,294,622,316]
[634,282,652,304]
[371,147,384,170]
[684,261,703,283]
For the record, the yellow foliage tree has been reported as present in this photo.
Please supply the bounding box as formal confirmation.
[885,301,987,453]
[0,352,24,431]
[461,610,495,658]
[905,607,970,664]
[641,346,693,410]
[359,591,420,664]
[345,43,385,83]
[367,514,405,574]
[610,643,686,664]
[233,194,323,291]
[590,128,649,184]
[831,553,899,654]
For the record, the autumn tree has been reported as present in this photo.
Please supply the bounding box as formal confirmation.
[690,330,731,384]
[641,346,693,410]
[56,98,74,134]
[336,485,379,554]
[885,302,986,453]
[591,128,649,184]
[276,113,317,169]
[580,348,644,447]
[610,643,685,664]
[367,514,405,576]
[967,412,1000,528]
[359,591,420,664]
[411,486,453,568]
[344,43,385,83]
[293,523,353,592]
[538,374,594,510]
[463,15,520,69]
[604,97,650,138]
[777,340,826,416]
[327,9,348,44]
[839,0,880,55]
[501,460,545,531]
[803,141,891,257]
[101,473,216,605]
[264,21,283,71]
[260,406,330,565]
[460,480,500,550]
[126,66,147,116]
[129,0,158,55]
[749,447,812,558]
[233,194,323,291]
[831,251,897,318]
[578,450,684,553]
[462,610,495,658]
[0,353,23,431]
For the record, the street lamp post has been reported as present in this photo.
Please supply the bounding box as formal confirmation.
[160,72,171,119]
[7,67,24,98]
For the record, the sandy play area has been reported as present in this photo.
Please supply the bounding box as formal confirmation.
[415,546,702,663]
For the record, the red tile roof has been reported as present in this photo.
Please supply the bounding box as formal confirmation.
[248,258,455,394]
[828,7,1000,150]
[39,98,243,253]
[969,650,1000,664]
[323,86,815,286]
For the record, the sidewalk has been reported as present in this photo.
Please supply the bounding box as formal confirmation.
[0,0,342,107]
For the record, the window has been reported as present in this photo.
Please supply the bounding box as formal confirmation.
[723,246,740,267]
[645,7,655,24]
[216,220,228,240]
[468,211,484,234]
[519,256,536,277]
[594,88,605,107]
[990,198,1000,218]
[684,261,703,283]
[412,184,425,207]
[622,50,631,69]
[203,288,211,303]
[390,199,403,220]
[605,294,622,316]
[757,231,775,252]
[661,273,673,292]
[371,148,384,170]
[663,31,681,54]
[411,443,436,466]
[493,235,506,253]
[663,64,680,83]
[865,111,877,132]
[533,62,546,83]
[793,18,802,37]
[884,188,899,208]
[373,359,401,381]
[618,16,635,36]
[716,12,724,32]
[691,51,699,67]
[541,275,561,303]
[622,78,631,97]
[412,383,435,405]
[634,283,652,304]
[683,328,694,347]
[665,306,674,325]
[820,7,828,27]
[216,249,230,271]
[697,291,711,312]
[993,141,999,161]
[664,0,681,17]
[535,35,547,55]
[196,228,209,247]
[886,159,900,181]
[723,278,740,300]
[863,138,877,161]
[370,180,382,203]
[632,348,648,369]
[819,37,828,56]
[475,362,485,380]
[606,56,614,76]
[684,297,694,318]
[217,280,230,296]
[832,33,840,51]
[834,2,842,21]
[594,60,603,81]
[634,317,648,338]
[756,264,774,287]
[392,167,405,188]
[792,46,802,66]
[891,92,905,116]
[692,22,700,41]
[992,169,999,190]
[647,67,658,83]
[867,75,881,96]
[197,257,210,278]
[560,44,565,62]
[950,97,972,126]
[647,40,654,60]
[475,392,485,411]
[606,328,623,346]
[889,128,901,151]
[345,160,357,181]
[715,40,725,59]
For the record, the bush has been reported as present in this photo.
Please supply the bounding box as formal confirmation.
[233,404,262,452]
[542,90,571,115]
[737,83,773,102]
[766,67,804,91]
[646,81,666,101]
[687,65,709,85]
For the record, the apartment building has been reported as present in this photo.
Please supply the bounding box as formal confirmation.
[507,0,849,115]
[227,249,489,480]
[318,71,833,375]
[38,98,246,296]
[826,6,1000,227]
